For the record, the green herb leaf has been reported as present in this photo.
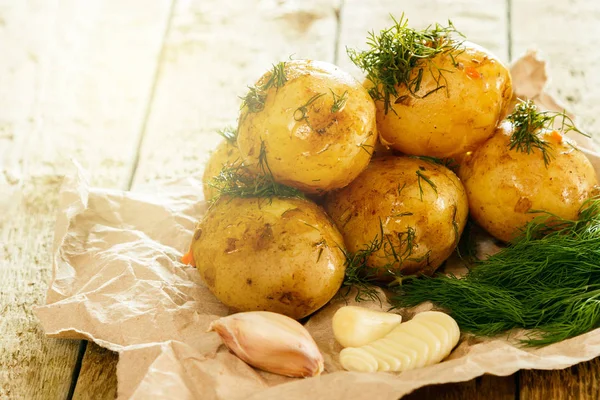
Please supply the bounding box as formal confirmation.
[506,99,589,167]
[347,14,464,114]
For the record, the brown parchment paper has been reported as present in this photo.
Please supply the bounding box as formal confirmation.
[36,52,600,400]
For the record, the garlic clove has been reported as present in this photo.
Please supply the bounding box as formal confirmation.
[209,311,324,378]
[332,306,403,348]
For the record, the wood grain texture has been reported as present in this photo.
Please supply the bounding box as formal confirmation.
[512,0,600,135]
[0,0,171,398]
[72,344,119,400]
[406,375,517,400]
[512,1,600,397]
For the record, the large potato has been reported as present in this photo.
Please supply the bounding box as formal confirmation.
[202,138,243,201]
[324,156,468,278]
[373,42,512,159]
[191,196,346,319]
[459,122,599,242]
[237,59,377,194]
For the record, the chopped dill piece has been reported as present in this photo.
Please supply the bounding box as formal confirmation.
[209,141,304,202]
[330,89,349,113]
[416,170,438,201]
[240,61,288,113]
[393,197,600,346]
[358,142,374,156]
[347,14,464,114]
[506,99,589,167]
[294,92,326,131]
[216,126,237,144]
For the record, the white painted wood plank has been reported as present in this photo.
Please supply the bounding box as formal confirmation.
[0,1,171,398]
[512,0,600,136]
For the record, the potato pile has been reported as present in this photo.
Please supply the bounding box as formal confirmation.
[187,17,599,320]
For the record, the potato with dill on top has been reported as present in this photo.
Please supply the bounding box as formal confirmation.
[188,194,346,320]
[324,156,468,278]
[202,127,243,201]
[237,59,377,194]
[348,16,512,159]
[458,100,599,243]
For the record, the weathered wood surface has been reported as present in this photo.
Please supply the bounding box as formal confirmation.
[0,0,171,398]
[2,0,600,399]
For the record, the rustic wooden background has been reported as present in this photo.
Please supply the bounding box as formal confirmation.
[2,0,600,398]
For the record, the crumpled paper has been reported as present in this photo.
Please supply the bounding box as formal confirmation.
[36,52,600,400]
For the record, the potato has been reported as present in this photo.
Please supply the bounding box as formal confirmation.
[202,139,243,201]
[237,59,377,194]
[324,156,468,278]
[373,41,512,159]
[458,122,599,242]
[191,196,346,319]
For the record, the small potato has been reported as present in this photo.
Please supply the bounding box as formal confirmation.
[202,139,243,201]
[237,59,377,194]
[459,122,599,242]
[191,196,346,319]
[324,156,468,278]
[374,41,512,159]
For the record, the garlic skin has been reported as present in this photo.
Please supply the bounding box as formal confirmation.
[339,311,460,373]
[332,306,403,348]
[209,311,324,378]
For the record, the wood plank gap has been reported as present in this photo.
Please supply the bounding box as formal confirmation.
[515,371,521,400]
[126,0,178,190]
[333,0,346,65]
[507,0,513,61]
[67,341,88,400]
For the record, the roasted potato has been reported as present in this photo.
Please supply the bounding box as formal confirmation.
[459,121,599,242]
[324,156,468,278]
[191,196,346,319]
[202,139,243,201]
[237,59,377,194]
[373,41,512,159]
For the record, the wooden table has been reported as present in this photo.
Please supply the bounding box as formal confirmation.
[2,0,600,398]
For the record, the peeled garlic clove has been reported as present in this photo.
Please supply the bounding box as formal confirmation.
[332,306,403,347]
[209,311,324,378]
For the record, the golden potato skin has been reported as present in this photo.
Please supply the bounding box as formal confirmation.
[202,139,243,201]
[324,156,468,277]
[458,122,599,242]
[375,42,512,159]
[237,60,377,194]
[191,196,346,319]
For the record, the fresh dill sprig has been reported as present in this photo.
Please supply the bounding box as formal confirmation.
[330,89,349,113]
[209,141,304,202]
[506,99,589,167]
[241,61,288,113]
[416,169,438,201]
[216,126,237,144]
[294,92,326,131]
[393,197,600,346]
[347,14,464,114]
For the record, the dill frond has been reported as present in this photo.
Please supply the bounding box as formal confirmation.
[294,92,326,131]
[240,61,288,113]
[216,126,237,144]
[393,196,600,346]
[330,89,349,113]
[347,14,464,114]
[416,169,438,201]
[506,99,589,167]
[209,141,304,202]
